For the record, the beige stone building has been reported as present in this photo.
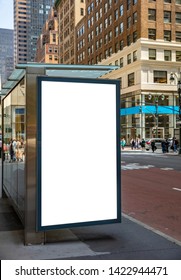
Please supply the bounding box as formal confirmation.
[35,8,59,63]
[55,0,85,64]
[54,0,181,141]
[76,0,181,141]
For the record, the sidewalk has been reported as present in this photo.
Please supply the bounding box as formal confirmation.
[0,195,181,260]
[121,146,179,155]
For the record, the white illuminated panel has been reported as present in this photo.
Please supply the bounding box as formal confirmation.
[37,77,120,230]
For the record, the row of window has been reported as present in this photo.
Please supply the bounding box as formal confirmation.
[112,49,181,69]
[149,0,181,3]
[149,49,181,61]
[148,29,181,41]
[125,70,170,89]
[149,9,181,24]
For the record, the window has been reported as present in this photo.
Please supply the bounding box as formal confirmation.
[104,34,108,44]
[120,4,123,16]
[115,9,118,20]
[120,22,124,33]
[164,30,171,41]
[154,71,167,83]
[133,0,137,4]
[128,73,135,87]
[133,12,137,24]
[176,31,181,42]
[176,51,181,61]
[115,26,118,37]
[115,42,119,53]
[149,49,156,60]
[105,18,108,28]
[164,11,171,23]
[109,31,112,41]
[120,40,124,50]
[148,9,156,21]
[164,50,171,61]
[176,12,181,24]
[120,57,123,68]
[148,29,156,39]
[127,16,131,28]
[176,0,181,4]
[80,8,84,16]
[133,50,137,61]
[127,53,131,64]
[164,0,171,3]
[127,34,131,46]
[133,31,137,42]
[127,0,131,10]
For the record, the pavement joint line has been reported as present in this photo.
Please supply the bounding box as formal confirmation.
[122,213,181,247]
[172,187,181,192]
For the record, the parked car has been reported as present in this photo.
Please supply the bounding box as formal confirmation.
[145,138,166,151]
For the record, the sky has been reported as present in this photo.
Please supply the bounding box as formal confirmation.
[0,0,13,29]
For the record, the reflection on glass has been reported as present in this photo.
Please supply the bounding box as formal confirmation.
[3,78,26,223]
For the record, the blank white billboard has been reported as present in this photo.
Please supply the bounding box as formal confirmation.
[37,77,121,230]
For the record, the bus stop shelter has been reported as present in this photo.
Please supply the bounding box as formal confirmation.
[1,63,121,245]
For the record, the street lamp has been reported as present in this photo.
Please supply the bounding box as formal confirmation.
[148,94,165,138]
[170,72,181,155]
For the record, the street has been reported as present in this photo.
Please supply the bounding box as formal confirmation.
[121,150,181,242]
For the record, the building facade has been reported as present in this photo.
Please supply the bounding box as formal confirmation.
[35,7,59,63]
[0,29,14,87]
[75,0,181,142]
[14,0,55,65]
[55,0,86,64]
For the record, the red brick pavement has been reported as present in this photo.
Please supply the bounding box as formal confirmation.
[122,168,181,242]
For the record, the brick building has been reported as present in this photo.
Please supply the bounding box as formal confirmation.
[55,0,85,64]
[35,8,59,63]
[54,0,181,141]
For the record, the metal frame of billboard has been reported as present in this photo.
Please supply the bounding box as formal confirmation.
[37,76,121,231]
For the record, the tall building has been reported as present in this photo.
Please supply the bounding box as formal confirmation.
[75,0,181,141]
[0,28,14,86]
[35,7,58,63]
[55,0,85,64]
[14,0,55,65]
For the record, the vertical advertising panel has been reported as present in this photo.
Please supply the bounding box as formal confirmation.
[37,77,121,230]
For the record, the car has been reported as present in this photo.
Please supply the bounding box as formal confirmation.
[145,138,166,151]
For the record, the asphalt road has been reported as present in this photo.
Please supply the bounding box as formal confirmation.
[121,150,181,243]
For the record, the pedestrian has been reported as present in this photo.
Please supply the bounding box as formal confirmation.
[161,139,166,153]
[121,137,126,150]
[130,138,135,150]
[141,138,145,150]
[165,139,169,153]
[151,140,156,152]
[9,140,15,162]
[173,137,178,153]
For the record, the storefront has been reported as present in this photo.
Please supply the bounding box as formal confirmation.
[120,91,179,143]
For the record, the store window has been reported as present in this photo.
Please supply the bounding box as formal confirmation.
[153,71,167,83]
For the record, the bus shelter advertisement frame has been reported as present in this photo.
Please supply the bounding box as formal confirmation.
[37,76,121,231]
